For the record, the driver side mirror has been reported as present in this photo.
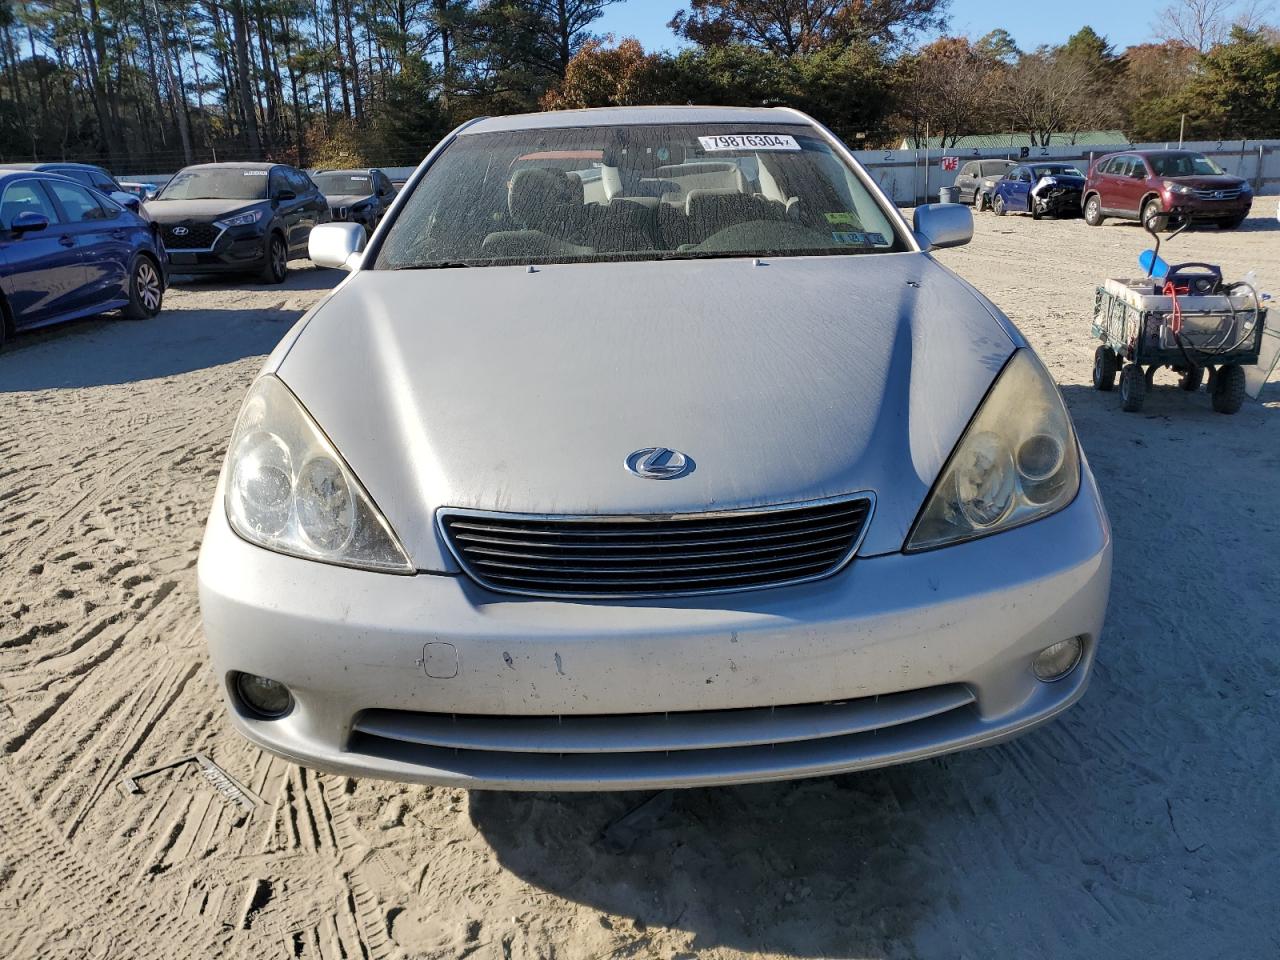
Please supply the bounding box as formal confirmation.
[110,191,141,212]
[913,202,973,250]
[274,190,296,203]
[10,210,50,235]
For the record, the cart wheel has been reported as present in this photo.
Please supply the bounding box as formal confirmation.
[1178,367,1203,392]
[1093,346,1118,391]
[1211,364,1246,414]
[1120,364,1146,412]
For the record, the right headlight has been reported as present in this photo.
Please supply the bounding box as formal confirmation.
[224,375,413,573]
[906,349,1080,551]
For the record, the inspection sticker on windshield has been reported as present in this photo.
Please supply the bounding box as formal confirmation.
[698,134,800,152]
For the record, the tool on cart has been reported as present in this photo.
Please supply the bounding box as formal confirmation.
[1091,211,1271,414]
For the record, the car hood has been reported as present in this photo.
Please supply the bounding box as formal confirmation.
[325,193,374,206]
[275,255,1016,569]
[144,198,268,222]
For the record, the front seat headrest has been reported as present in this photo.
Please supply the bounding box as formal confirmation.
[508,168,584,229]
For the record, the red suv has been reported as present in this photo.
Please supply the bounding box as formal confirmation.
[1082,150,1253,230]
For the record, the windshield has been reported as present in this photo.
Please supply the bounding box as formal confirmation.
[1032,165,1082,178]
[981,161,1012,176]
[314,172,372,194]
[156,168,268,201]
[374,123,905,269]
[1149,153,1224,177]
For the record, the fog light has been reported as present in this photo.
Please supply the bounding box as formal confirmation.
[234,672,293,718]
[1033,637,1083,681]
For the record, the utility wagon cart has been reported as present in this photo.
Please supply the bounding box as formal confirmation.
[1091,212,1269,414]
[1092,279,1266,414]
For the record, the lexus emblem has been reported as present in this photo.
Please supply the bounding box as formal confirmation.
[625,447,693,480]
[172,226,189,236]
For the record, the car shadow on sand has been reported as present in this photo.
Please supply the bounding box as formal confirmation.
[469,762,949,958]
[168,262,344,292]
[0,268,340,391]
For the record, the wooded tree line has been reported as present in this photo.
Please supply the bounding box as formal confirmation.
[0,0,1277,174]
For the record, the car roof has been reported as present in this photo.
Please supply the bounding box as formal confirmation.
[1,161,109,172]
[178,161,279,171]
[460,105,813,136]
[314,167,377,175]
[0,168,87,183]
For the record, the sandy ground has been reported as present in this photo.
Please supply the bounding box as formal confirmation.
[2,210,1279,960]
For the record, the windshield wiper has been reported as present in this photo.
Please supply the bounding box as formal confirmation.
[390,261,477,270]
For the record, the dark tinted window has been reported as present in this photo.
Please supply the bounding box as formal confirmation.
[285,167,311,193]
[980,161,1011,176]
[45,179,110,222]
[1148,153,1223,177]
[0,180,59,227]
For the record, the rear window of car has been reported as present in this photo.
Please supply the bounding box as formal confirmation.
[156,168,269,201]
[374,123,906,269]
[45,179,113,222]
[1148,153,1224,177]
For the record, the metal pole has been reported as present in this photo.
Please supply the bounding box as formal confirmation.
[926,120,936,207]
[1178,114,1185,148]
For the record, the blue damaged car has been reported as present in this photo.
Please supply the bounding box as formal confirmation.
[993,163,1086,220]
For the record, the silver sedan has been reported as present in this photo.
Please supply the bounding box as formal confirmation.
[198,106,1111,791]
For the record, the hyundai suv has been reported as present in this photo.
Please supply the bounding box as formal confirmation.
[144,162,329,283]
[1083,150,1252,230]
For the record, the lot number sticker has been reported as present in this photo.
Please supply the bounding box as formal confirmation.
[699,134,800,152]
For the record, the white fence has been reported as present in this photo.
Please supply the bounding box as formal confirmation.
[124,139,1280,207]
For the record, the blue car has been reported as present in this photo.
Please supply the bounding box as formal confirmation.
[0,169,166,349]
[992,162,1086,220]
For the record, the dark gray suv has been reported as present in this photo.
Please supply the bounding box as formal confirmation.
[953,159,1016,210]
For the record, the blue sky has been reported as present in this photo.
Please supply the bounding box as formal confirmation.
[597,0,1158,53]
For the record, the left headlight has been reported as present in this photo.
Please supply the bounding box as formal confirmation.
[224,375,414,573]
[1164,181,1193,195]
[906,349,1080,551]
[215,209,264,228]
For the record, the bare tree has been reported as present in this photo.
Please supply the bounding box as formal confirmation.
[1000,49,1120,145]
[1153,0,1275,52]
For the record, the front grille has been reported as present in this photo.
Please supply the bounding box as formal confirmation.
[439,495,873,598]
[1193,187,1241,200]
[348,684,976,783]
[163,222,220,249]
[333,205,349,220]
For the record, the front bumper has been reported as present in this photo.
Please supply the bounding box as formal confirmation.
[1168,196,1252,220]
[1037,190,1083,215]
[164,227,268,274]
[198,467,1112,791]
